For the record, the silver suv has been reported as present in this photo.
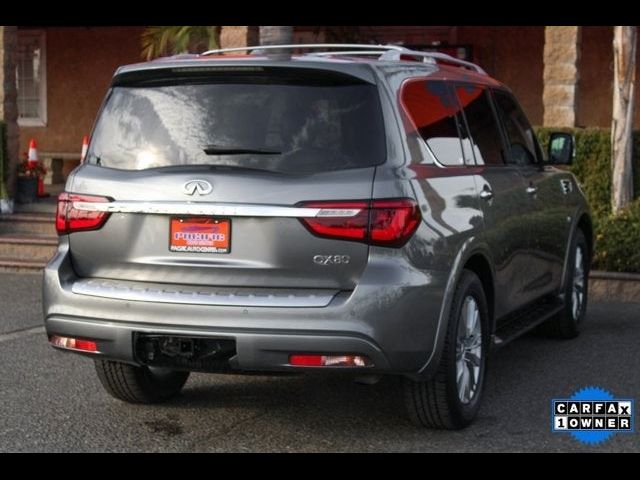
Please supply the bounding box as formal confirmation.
[43,44,592,429]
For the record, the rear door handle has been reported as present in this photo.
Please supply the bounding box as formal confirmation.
[480,188,493,200]
[526,185,538,195]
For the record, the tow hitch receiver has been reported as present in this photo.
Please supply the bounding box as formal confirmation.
[134,334,236,372]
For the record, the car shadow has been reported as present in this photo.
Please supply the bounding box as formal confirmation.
[116,305,638,445]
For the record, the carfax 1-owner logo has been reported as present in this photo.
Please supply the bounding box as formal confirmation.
[552,386,635,445]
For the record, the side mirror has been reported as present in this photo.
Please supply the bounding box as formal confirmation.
[547,132,574,165]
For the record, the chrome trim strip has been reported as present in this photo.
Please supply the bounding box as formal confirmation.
[314,208,363,217]
[72,201,361,218]
[71,279,339,308]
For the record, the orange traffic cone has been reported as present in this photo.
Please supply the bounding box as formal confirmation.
[27,139,38,169]
[27,138,48,198]
[81,135,89,163]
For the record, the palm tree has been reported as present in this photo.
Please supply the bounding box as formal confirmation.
[141,26,219,60]
[141,26,295,60]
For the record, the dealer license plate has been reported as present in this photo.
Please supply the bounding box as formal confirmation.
[169,217,230,254]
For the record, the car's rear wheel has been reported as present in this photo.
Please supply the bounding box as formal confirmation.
[537,229,589,339]
[94,360,190,404]
[404,270,488,429]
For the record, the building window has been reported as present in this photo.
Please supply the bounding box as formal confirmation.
[16,30,47,127]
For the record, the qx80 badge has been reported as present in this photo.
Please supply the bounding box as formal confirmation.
[313,255,351,265]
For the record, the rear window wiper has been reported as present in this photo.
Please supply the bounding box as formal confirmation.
[203,145,281,155]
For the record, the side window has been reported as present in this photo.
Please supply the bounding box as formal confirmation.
[454,84,505,166]
[402,80,464,166]
[493,90,539,166]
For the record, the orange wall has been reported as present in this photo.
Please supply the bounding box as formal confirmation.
[579,27,613,128]
[578,26,640,128]
[19,26,145,156]
[458,26,545,125]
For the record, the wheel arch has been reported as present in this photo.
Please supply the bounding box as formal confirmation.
[576,213,594,264]
[561,211,594,292]
[415,242,495,380]
[463,253,495,333]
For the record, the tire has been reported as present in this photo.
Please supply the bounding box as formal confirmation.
[404,269,489,429]
[537,229,589,339]
[94,360,190,404]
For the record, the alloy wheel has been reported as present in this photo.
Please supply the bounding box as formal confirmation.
[572,246,585,321]
[456,296,482,404]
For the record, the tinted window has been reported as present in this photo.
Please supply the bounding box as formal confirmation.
[402,80,464,166]
[493,90,538,166]
[454,85,504,166]
[88,78,385,174]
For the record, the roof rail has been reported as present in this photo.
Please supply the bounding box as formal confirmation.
[379,49,487,75]
[200,43,487,76]
[201,43,406,56]
[308,50,390,57]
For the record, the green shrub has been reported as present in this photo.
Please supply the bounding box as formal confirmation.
[535,127,640,273]
[536,127,640,218]
[593,199,640,272]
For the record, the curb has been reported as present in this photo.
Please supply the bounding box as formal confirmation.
[589,270,640,304]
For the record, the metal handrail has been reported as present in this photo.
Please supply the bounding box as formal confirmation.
[200,43,486,75]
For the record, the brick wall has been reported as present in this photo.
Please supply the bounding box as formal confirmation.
[18,26,145,157]
[0,26,19,197]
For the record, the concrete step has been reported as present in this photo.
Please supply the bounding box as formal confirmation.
[0,256,48,273]
[14,200,57,215]
[0,233,58,261]
[0,213,57,236]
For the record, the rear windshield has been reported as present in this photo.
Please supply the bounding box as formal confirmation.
[87,74,386,174]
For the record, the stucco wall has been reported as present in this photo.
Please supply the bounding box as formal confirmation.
[19,26,145,156]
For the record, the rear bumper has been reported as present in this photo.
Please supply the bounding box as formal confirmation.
[43,244,449,375]
[46,315,391,372]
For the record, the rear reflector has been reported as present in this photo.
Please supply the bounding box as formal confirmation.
[299,199,420,247]
[289,354,371,367]
[49,335,98,353]
[56,193,111,235]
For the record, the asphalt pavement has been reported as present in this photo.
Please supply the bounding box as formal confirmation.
[1,271,638,452]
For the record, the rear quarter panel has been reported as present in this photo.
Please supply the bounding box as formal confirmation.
[371,65,486,375]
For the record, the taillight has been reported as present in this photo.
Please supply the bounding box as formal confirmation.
[368,199,421,246]
[56,192,111,235]
[299,198,421,247]
[49,335,99,353]
[299,201,369,242]
[289,354,372,367]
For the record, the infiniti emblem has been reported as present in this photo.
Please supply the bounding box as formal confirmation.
[183,179,213,196]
